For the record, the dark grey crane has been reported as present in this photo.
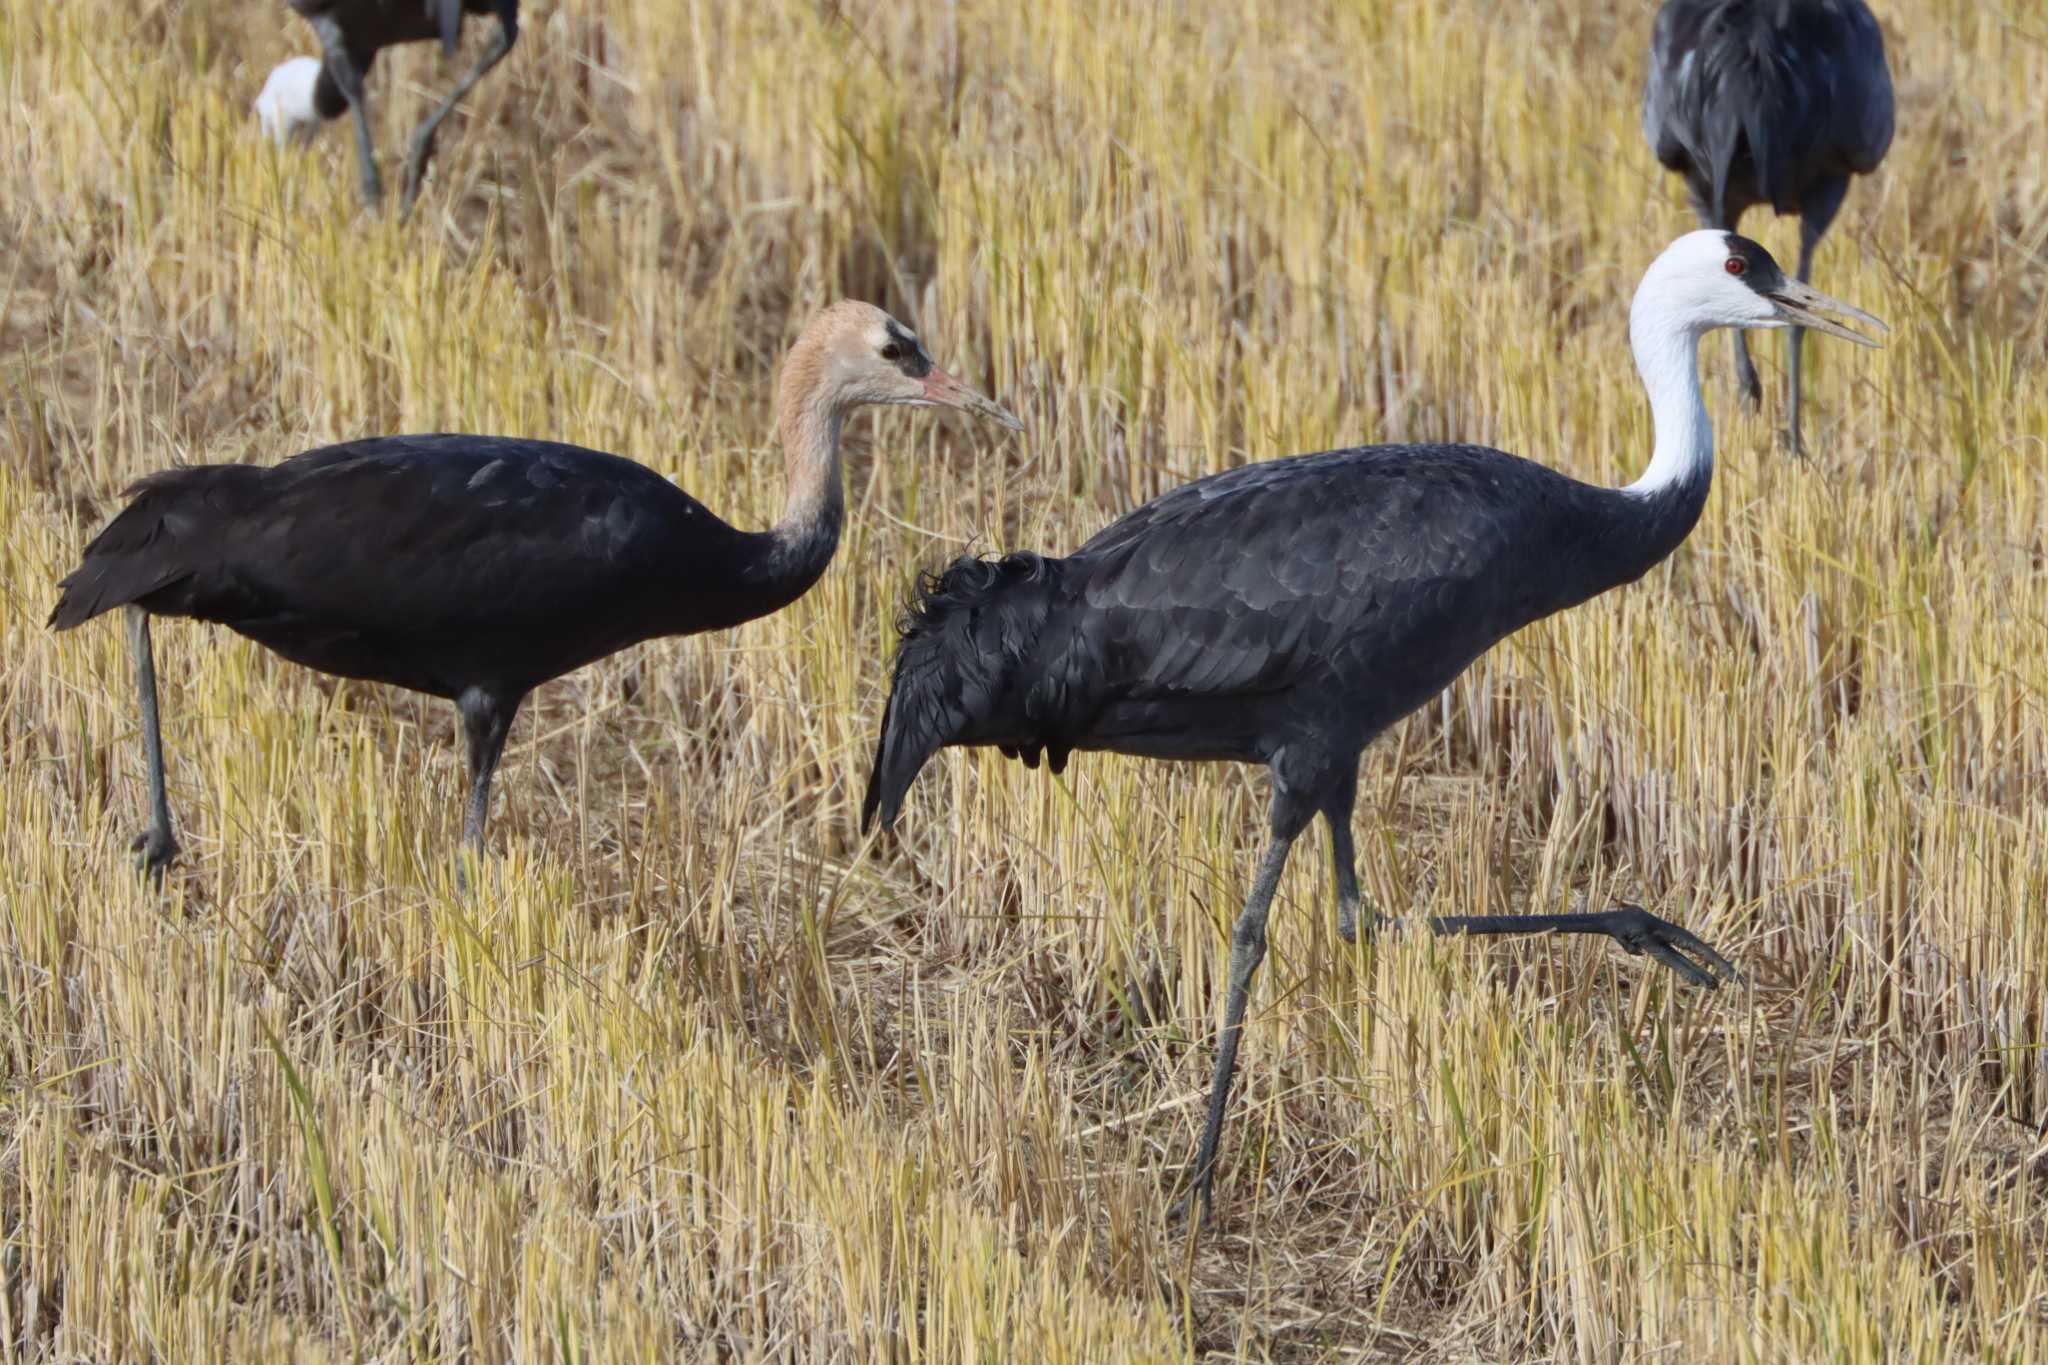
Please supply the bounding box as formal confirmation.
[51,302,1019,875]
[253,0,521,211]
[863,231,1886,1219]
[1643,0,1893,454]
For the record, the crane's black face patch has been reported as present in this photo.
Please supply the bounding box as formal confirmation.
[1719,233,1786,295]
[879,320,932,378]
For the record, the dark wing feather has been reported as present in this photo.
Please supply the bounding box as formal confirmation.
[224,436,740,637]
[1644,0,1893,218]
[1643,0,1710,175]
[55,435,761,695]
[1826,0,1894,174]
[1065,447,1570,709]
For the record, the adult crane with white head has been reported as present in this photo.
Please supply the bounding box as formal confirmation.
[863,231,1886,1220]
[52,302,1020,875]
[1643,0,1893,453]
[254,0,521,211]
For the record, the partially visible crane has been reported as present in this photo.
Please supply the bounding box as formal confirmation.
[52,302,1019,875]
[254,0,521,211]
[1644,0,1893,453]
[864,232,1885,1220]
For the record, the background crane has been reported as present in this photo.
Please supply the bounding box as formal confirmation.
[256,0,522,211]
[1643,0,1893,454]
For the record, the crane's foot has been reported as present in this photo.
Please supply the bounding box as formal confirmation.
[1165,1179,1215,1227]
[399,132,437,215]
[1336,898,1392,945]
[451,841,492,895]
[1588,905,1741,989]
[130,827,178,881]
[358,166,385,209]
[398,166,425,216]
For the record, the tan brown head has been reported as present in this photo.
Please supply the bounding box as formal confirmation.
[779,301,1023,432]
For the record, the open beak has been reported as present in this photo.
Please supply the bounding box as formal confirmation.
[1765,280,1888,348]
[921,366,1024,431]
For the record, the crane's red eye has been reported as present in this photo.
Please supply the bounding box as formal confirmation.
[1725,257,1746,276]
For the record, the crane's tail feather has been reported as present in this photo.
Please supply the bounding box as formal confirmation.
[48,467,247,631]
[862,552,1061,832]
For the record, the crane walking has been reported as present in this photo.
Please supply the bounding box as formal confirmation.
[52,302,1019,875]
[254,0,521,211]
[1643,0,1893,454]
[863,232,1884,1219]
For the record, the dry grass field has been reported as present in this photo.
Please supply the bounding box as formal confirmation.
[2,0,2046,1358]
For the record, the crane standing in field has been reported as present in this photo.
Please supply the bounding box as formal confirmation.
[1643,0,1893,454]
[51,302,1019,875]
[863,232,1886,1219]
[253,0,521,211]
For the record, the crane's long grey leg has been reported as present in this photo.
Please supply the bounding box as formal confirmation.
[1730,322,1761,407]
[398,10,518,214]
[306,21,382,206]
[1695,202,1761,406]
[456,687,523,873]
[1427,904,1740,989]
[126,606,178,877]
[1329,814,1363,946]
[1171,791,1314,1223]
[1320,773,1378,945]
[1788,176,1851,457]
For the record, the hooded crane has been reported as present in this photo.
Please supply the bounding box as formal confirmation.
[51,302,1020,876]
[253,0,520,211]
[863,232,1886,1219]
[1643,0,1893,454]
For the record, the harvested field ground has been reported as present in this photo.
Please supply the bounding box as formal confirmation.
[2,1,2046,1359]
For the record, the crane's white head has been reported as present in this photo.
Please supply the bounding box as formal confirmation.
[253,56,324,146]
[1634,229,1886,345]
[785,301,1023,430]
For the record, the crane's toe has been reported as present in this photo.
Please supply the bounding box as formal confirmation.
[130,827,178,880]
[1336,899,1393,945]
[1165,1183,1215,1228]
[400,126,443,211]
[1599,904,1741,988]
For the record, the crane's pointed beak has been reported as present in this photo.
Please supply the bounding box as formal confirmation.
[1765,280,1888,348]
[921,366,1024,431]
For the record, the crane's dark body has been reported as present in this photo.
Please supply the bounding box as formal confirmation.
[864,443,1737,1218]
[1642,0,1891,449]
[52,435,826,866]
[867,446,1707,825]
[287,0,520,209]
[55,437,818,696]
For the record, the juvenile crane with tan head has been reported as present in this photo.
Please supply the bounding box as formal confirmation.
[52,301,1020,875]
[864,232,1885,1221]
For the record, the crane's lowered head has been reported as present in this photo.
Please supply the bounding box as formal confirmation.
[1635,230,1887,346]
[784,301,1024,431]
[253,56,326,146]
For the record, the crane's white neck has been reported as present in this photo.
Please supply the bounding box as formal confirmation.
[1623,291,1714,498]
